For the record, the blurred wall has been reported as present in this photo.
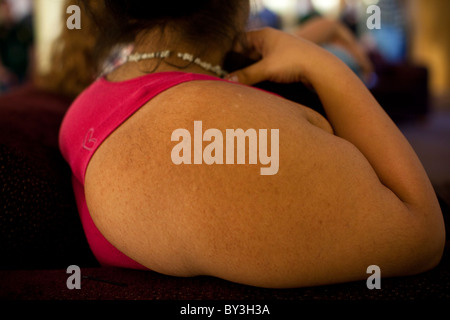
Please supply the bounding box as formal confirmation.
[410,0,450,95]
[33,0,64,75]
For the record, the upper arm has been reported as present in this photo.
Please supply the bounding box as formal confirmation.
[85,80,443,288]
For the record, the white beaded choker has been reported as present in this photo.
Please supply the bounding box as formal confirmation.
[126,50,228,78]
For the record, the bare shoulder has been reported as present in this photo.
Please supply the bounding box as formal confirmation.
[161,79,334,133]
[84,79,422,288]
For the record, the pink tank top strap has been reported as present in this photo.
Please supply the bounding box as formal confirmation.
[59,72,226,268]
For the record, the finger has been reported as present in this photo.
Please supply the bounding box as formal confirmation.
[229,37,259,64]
[232,28,274,58]
[225,60,268,86]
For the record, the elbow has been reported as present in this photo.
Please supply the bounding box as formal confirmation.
[385,203,446,277]
[421,228,446,272]
[408,210,446,274]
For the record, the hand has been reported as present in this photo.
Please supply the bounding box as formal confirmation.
[225,27,341,87]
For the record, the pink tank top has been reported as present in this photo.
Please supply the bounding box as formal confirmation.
[59,72,229,269]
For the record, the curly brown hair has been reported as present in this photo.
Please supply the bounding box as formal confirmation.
[35,0,103,99]
[36,0,250,99]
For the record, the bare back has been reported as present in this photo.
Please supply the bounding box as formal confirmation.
[84,79,437,288]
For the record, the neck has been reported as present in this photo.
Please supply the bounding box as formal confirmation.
[130,29,231,77]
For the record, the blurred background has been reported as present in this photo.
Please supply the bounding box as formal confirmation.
[0,0,448,99]
[1,0,449,206]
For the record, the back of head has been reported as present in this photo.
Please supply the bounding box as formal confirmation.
[39,0,250,99]
[84,0,250,67]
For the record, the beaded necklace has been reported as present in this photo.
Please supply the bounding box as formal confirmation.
[126,50,228,78]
